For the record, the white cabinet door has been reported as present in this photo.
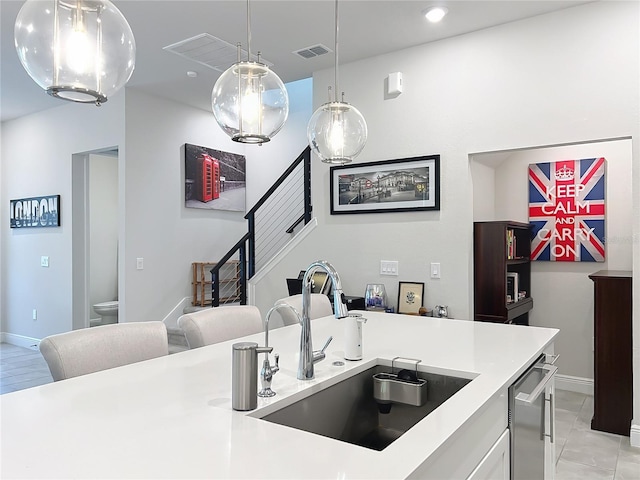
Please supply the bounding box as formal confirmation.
[467,429,510,480]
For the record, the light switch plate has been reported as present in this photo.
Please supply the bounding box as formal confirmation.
[136,258,144,270]
[41,256,49,267]
[430,262,441,279]
[380,260,399,276]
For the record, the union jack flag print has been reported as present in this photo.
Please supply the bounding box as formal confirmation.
[528,158,606,262]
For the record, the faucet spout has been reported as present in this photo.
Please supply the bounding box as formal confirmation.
[298,260,348,380]
[258,304,296,398]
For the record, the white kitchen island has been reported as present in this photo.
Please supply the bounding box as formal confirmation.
[0,312,558,479]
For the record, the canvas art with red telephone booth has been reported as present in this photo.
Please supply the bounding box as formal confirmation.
[184,143,246,212]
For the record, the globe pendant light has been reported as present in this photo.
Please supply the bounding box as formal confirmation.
[14,0,136,105]
[307,0,367,164]
[211,0,289,144]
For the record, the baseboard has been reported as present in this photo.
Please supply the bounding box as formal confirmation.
[630,424,640,448]
[0,332,41,350]
[555,374,593,396]
[161,297,192,330]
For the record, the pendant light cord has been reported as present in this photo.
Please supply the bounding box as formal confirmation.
[246,0,252,61]
[334,0,339,102]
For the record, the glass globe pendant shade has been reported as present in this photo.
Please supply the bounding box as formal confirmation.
[212,61,289,144]
[14,0,136,105]
[307,101,368,164]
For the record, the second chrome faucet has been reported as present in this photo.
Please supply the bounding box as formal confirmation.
[258,303,292,397]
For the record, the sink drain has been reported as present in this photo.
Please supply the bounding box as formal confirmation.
[332,361,345,367]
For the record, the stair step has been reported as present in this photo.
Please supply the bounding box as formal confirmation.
[167,326,188,348]
[182,305,210,314]
[169,344,189,355]
[166,303,244,353]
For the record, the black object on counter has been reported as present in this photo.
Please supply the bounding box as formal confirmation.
[344,296,365,311]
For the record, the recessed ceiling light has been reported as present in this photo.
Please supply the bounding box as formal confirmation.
[186,71,198,78]
[423,6,448,23]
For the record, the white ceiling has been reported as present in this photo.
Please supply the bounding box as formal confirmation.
[0,0,593,123]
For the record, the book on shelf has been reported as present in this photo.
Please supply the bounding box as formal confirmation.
[506,229,517,259]
[506,272,519,303]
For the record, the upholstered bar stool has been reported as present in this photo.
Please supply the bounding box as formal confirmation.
[273,293,333,326]
[177,305,263,349]
[40,321,169,381]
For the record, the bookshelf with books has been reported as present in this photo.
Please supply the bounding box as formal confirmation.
[473,221,533,325]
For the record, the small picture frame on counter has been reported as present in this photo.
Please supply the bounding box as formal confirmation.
[397,282,425,315]
[311,271,330,295]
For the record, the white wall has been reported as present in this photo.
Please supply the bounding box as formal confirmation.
[473,139,633,380]
[0,95,125,339]
[256,1,638,316]
[120,81,311,324]
[0,76,311,338]
[121,91,247,324]
[471,160,497,222]
[253,2,639,433]
[245,78,313,209]
[89,153,118,315]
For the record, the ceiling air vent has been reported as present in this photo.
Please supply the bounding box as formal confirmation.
[164,33,273,72]
[293,44,332,60]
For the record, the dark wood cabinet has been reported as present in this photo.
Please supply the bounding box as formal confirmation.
[588,270,632,436]
[474,221,533,325]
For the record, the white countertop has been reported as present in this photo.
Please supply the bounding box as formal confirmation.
[0,312,557,479]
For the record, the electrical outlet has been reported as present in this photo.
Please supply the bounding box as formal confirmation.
[41,256,49,267]
[136,257,144,270]
[32,309,37,320]
[380,260,399,276]
[430,262,441,279]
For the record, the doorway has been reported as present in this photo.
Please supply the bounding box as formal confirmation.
[71,148,120,330]
[469,137,633,393]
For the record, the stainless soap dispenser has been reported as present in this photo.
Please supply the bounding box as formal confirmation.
[232,342,272,411]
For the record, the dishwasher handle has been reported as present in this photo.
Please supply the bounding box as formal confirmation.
[545,353,560,365]
[515,364,558,405]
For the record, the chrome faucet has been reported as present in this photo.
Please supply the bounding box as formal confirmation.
[298,260,349,380]
[258,304,292,397]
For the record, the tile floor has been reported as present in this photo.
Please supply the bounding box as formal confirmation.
[0,342,53,394]
[1,342,639,478]
[554,389,639,479]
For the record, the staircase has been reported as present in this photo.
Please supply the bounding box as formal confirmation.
[167,324,189,354]
[165,302,217,353]
[210,146,312,306]
[166,146,313,353]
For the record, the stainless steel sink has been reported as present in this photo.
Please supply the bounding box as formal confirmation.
[256,364,473,451]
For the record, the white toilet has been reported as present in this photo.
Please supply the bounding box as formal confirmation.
[92,301,119,326]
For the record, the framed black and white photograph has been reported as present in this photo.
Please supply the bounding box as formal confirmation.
[397,281,425,315]
[330,155,440,214]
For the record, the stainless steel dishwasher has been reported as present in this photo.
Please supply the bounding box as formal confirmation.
[508,353,558,479]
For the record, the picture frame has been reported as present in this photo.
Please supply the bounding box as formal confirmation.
[9,195,61,228]
[330,155,440,214]
[184,143,246,212]
[311,271,330,295]
[397,281,425,315]
[295,270,331,296]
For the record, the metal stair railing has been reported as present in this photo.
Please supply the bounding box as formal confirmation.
[210,233,250,307]
[210,146,312,307]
